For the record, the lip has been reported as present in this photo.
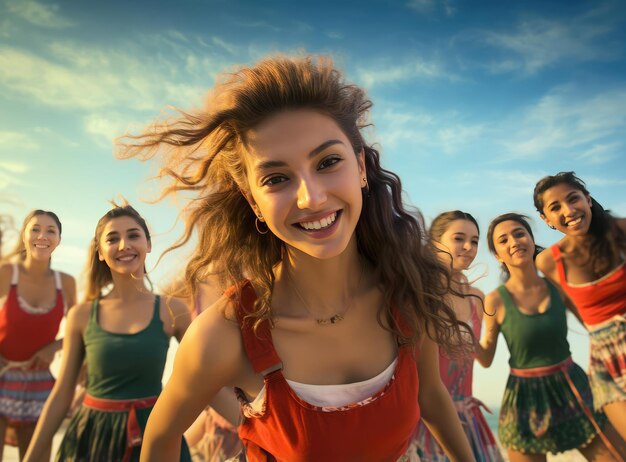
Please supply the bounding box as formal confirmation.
[564,216,584,228]
[33,243,50,249]
[293,210,342,239]
[115,254,138,262]
[511,248,527,257]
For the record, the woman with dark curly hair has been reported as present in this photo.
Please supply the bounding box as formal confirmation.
[534,171,626,444]
[119,55,475,461]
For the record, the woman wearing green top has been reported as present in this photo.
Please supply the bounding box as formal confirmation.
[477,213,622,461]
[24,204,192,462]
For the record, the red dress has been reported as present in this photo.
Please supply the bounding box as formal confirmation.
[0,264,65,443]
[232,282,420,462]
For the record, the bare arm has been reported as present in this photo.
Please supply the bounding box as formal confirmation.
[140,298,245,461]
[418,336,475,462]
[24,302,89,461]
[536,247,559,287]
[476,291,502,368]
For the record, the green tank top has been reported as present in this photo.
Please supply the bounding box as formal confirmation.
[84,295,170,399]
[499,280,571,369]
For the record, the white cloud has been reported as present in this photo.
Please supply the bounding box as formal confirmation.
[498,87,626,161]
[0,159,29,174]
[0,131,39,150]
[407,0,457,16]
[83,113,132,147]
[358,59,457,87]
[475,9,617,75]
[4,0,73,29]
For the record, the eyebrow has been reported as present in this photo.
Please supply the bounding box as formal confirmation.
[105,227,141,237]
[496,227,524,240]
[255,139,345,174]
[547,191,579,208]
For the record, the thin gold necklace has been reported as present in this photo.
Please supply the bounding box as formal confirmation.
[284,263,365,325]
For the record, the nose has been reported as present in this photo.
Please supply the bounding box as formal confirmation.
[118,238,130,251]
[562,202,574,217]
[296,176,327,210]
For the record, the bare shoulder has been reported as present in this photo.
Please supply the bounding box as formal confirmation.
[176,294,245,385]
[66,301,92,333]
[468,285,485,319]
[59,272,76,287]
[536,246,556,276]
[484,289,504,321]
[0,263,13,294]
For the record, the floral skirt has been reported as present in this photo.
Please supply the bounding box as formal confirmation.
[588,315,626,410]
[55,404,191,462]
[499,359,606,454]
[413,396,504,462]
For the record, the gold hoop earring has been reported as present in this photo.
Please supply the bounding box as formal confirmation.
[255,217,269,235]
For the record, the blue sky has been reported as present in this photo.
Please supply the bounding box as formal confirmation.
[1,0,625,407]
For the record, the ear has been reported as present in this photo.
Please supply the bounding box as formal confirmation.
[241,189,262,219]
[586,195,593,208]
[97,250,104,262]
[539,213,552,228]
[147,240,152,254]
[357,148,367,187]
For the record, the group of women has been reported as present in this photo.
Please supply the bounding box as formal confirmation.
[0,55,625,462]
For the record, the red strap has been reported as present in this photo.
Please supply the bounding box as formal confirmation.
[551,245,568,286]
[229,281,282,374]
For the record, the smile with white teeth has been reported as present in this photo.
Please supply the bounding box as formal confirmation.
[117,255,136,262]
[566,217,583,227]
[299,212,337,231]
[34,244,49,249]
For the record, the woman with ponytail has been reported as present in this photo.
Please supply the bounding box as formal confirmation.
[534,171,626,443]
[478,213,623,461]
[119,55,475,461]
[24,204,191,462]
[0,210,75,461]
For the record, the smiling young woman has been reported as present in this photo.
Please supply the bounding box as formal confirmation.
[117,55,476,461]
[533,172,626,445]
[0,210,76,461]
[23,204,191,462]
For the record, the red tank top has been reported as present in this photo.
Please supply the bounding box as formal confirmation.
[231,282,420,462]
[551,245,626,325]
[0,264,65,361]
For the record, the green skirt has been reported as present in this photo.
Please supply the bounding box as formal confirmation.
[499,360,606,454]
[56,404,191,461]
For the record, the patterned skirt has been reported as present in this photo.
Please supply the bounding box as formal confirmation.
[588,315,626,410]
[56,404,192,462]
[499,358,606,454]
[0,363,54,445]
[413,396,504,462]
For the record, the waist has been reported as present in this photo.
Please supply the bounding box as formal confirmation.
[83,394,158,412]
[510,356,573,377]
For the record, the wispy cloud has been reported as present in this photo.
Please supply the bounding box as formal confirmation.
[407,0,457,17]
[498,86,626,161]
[4,0,74,29]
[0,131,39,150]
[472,7,619,75]
[358,59,458,87]
[0,160,29,190]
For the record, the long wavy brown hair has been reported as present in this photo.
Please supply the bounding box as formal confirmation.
[117,55,469,351]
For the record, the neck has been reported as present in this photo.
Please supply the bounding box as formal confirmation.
[22,256,51,276]
[505,263,542,290]
[280,237,365,319]
[107,271,150,300]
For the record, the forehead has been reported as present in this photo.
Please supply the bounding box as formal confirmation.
[443,219,478,236]
[27,214,58,229]
[245,109,350,163]
[101,215,142,234]
[494,220,526,235]
[542,183,583,202]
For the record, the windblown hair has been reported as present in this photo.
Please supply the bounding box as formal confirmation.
[117,55,468,351]
[84,203,152,301]
[487,213,544,280]
[533,171,626,277]
[3,210,62,263]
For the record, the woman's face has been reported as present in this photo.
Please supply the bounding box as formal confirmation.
[434,219,479,272]
[23,214,60,261]
[243,109,366,260]
[97,215,151,276]
[492,220,535,269]
[540,183,592,236]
